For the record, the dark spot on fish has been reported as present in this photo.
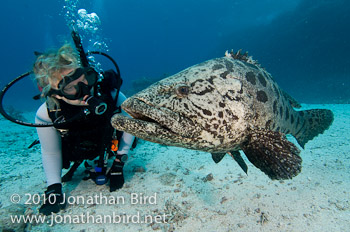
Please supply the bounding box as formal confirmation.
[295,120,306,137]
[280,106,283,118]
[201,69,207,72]
[195,72,199,75]
[302,120,306,128]
[273,84,280,99]
[257,73,267,87]
[208,76,216,84]
[190,79,205,87]
[219,102,225,107]
[212,64,224,71]
[183,103,189,110]
[218,111,223,118]
[224,93,234,101]
[213,131,221,138]
[246,72,256,85]
[291,114,294,124]
[238,87,243,94]
[285,107,289,120]
[257,90,268,103]
[220,71,230,78]
[276,126,280,131]
[229,90,235,95]
[273,100,277,114]
[272,123,276,129]
[202,109,212,116]
[224,59,234,71]
[295,126,303,138]
[282,99,286,107]
[232,115,239,120]
[265,120,272,129]
[196,86,214,96]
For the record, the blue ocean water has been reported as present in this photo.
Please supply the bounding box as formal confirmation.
[1,0,349,114]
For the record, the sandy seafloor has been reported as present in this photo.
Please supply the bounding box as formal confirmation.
[0,104,349,232]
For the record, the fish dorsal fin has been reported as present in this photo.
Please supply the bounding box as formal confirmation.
[225,49,261,67]
[282,90,301,108]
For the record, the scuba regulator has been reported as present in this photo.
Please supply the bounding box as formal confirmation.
[71,29,108,117]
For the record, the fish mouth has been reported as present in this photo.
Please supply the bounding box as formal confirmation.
[123,105,176,136]
[111,98,200,141]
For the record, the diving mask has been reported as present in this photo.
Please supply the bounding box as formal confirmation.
[48,67,98,100]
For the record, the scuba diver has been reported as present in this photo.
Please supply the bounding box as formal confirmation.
[33,43,135,215]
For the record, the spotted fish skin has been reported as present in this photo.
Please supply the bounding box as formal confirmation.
[112,52,334,179]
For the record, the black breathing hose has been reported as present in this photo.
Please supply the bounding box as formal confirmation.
[0,71,49,127]
[0,71,89,127]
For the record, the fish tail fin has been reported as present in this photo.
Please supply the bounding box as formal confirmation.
[294,109,334,148]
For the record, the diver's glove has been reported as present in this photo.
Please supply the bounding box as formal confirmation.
[39,183,66,215]
[109,155,127,192]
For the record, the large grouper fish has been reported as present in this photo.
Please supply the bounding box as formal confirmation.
[111,50,334,180]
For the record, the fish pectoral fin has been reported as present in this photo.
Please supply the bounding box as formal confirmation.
[241,129,302,180]
[228,151,248,175]
[211,153,226,163]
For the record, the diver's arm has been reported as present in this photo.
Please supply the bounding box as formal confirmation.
[113,91,135,155]
[35,103,62,186]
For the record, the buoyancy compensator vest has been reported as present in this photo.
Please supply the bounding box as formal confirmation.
[48,69,122,169]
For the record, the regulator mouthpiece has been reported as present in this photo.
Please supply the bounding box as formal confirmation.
[85,96,107,115]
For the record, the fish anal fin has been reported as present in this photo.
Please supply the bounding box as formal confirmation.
[211,153,226,163]
[241,129,302,180]
[228,151,248,174]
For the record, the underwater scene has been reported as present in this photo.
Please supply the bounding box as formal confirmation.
[0,0,349,231]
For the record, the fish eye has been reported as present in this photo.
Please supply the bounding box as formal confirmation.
[176,85,190,97]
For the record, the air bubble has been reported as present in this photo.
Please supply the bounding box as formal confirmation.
[62,0,110,71]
